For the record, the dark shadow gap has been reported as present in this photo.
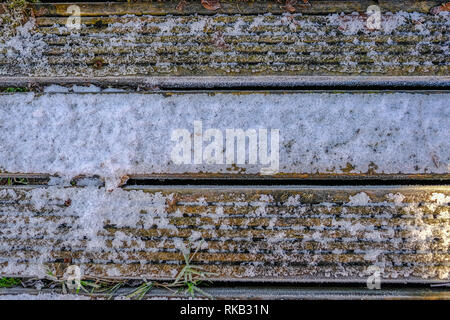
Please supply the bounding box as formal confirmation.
[125,177,450,186]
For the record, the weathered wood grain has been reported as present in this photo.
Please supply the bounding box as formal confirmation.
[30,1,443,16]
[1,76,449,88]
[0,185,448,283]
[127,172,450,181]
[1,11,448,78]
[1,286,449,300]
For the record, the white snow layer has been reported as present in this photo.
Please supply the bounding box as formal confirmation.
[0,92,448,185]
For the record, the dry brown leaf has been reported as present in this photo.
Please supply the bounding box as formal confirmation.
[430,2,450,14]
[64,199,72,207]
[201,0,221,11]
[166,196,179,213]
[118,175,130,187]
[212,31,229,49]
[285,0,297,13]
[176,0,187,12]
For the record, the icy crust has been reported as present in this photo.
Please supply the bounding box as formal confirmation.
[0,187,448,280]
[0,12,448,76]
[0,92,449,186]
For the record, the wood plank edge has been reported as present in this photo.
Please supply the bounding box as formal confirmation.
[1,285,449,300]
[1,76,450,89]
[1,173,449,184]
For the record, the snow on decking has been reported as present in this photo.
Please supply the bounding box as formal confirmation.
[0,12,449,77]
[0,10,449,284]
[0,186,448,280]
[0,91,448,186]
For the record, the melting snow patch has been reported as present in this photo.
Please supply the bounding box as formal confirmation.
[430,193,450,206]
[347,192,371,206]
[387,193,406,206]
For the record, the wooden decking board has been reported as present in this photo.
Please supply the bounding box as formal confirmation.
[1,11,448,78]
[0,185,448,282]
[2,172,450,183]
[1,285,449,300]
[32,14,449,27]
[0,1,449,298]
[1,76,449,88]
[4,54,445,66]
[30,1,443,16]
[126,172,450,182]
[29,14,450,30]
[0,91,447,179]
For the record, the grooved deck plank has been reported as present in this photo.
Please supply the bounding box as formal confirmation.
[0,1,449,292]
[1,9,448,78]
[29,1,443,16]
[0,185,448,282]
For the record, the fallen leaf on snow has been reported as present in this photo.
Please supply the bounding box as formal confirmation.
[201,0,221,11]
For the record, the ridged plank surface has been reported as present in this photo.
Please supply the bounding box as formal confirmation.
[28,1,444,16]
[0,185,448,282]
[1,12,448,77]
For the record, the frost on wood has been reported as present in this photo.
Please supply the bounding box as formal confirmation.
[0,186,448,281]
[0,187,173,277]
[0,92,448,186]
[0,12,448,76]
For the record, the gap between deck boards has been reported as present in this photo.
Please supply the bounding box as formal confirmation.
[1,76,450,90]
[1,285,449,300]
